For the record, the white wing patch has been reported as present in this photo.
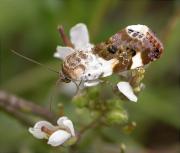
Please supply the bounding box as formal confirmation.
[126,24,149,35]
[126,24,149,41]
[130,52,143,69]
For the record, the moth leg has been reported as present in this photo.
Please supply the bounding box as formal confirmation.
[57,25,74,48]
[129,67,146,94]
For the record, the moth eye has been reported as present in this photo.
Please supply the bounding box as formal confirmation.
[107,45,118,54]
[88,73,91,76]
[128,29,134,33]
[131,49,136,56]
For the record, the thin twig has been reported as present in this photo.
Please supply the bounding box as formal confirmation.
[58,25,74,48]
[0,106,33,126]
[0,90,56,123]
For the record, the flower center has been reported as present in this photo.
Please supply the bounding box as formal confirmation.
[41,126,54,136]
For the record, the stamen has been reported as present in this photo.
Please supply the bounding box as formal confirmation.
[41,126,54,135]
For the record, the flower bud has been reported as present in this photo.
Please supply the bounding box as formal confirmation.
[106,110,128,125]
[73,94,87,108]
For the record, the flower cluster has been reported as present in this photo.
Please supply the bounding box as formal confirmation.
[54,23,138,102]
[29,116,75,147]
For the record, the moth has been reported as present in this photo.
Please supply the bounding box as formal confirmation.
[56,24,163,87]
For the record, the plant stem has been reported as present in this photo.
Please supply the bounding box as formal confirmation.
[58,25,74,48]
[0,90,56,124]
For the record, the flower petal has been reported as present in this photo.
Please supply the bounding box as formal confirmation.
[29,121,55,139]
[57,116,68,126]
[57,116,75,136]
[48,130,71,146]
[70,23,93,51]
[54,46,75,60]
[62,120,75,136]
[117,82,137,102]
[100,58,118,77]
[84,80,100,87]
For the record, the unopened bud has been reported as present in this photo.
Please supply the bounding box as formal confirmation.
[106,110,128,124]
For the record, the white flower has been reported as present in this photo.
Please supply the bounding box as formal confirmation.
[29,116,75,147]
[117,81,137,102]
[29,121,56,139]
[54,23,94,60]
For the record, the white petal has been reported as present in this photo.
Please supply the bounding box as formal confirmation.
[29,121,55,139]
[48,130,71,146]
[117,82,137,102]
[84,80,100,87]
[57,116,75,136]
[63,120,75,136]
[70,23,93,51]
[101,58,118,77]
[57,116,68,125]
[54,46,75,60]
[28,128,45,139]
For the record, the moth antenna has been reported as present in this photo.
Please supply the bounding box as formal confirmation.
[11,50,59,74]
[49,80,60,114]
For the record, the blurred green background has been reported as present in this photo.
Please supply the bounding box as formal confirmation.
[0,0,180,153]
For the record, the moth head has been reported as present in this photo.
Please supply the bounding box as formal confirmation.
[59,71,71,83]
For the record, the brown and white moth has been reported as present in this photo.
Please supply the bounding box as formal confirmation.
[58,24,163,87]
